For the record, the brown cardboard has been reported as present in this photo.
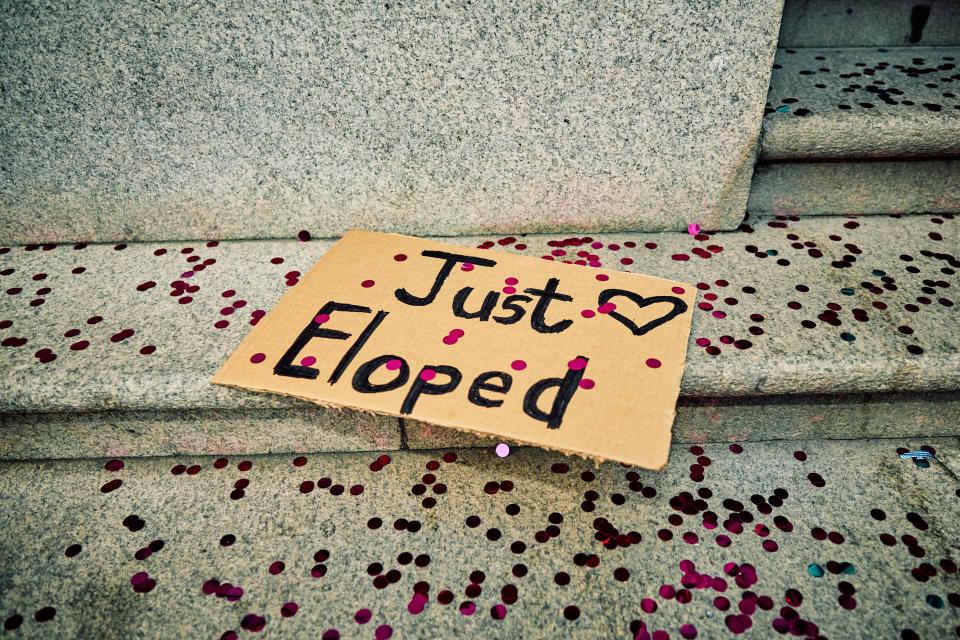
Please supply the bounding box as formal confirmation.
[212,231,696,470]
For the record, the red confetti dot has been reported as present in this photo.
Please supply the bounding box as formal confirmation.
[394,254,407,262]
[250,353,266,363]
[361,280,375,288]
[646,358,661,368]
[110,329,135,343]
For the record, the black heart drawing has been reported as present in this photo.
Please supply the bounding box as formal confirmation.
[597,289,688,336]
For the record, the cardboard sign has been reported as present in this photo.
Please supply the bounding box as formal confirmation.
[212,231,695,469]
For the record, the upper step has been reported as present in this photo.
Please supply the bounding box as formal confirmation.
[0,0,782,245]
[778,0,960,48]
[760,46,960,160]
[0,214,957,416]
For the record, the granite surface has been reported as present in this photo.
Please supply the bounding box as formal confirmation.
[0,408,401,461]
[760,47,960,160]
[748,159,960,217]
[0,0,782,245]
[0,215,958,417]
[0,438,957,638]
[778,0,960,48]
[405,391,960,451]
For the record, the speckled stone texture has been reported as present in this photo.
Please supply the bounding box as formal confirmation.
[0,0,782,244]
[760,47,960,160]
[0,438,958,639]
[748,160,960,217]
[0,215,957,459]
[778,0,960,48]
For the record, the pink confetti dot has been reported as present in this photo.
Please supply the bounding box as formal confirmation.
[672,286,685,294]
[595,274,609,281]
[301,356,317,367]
[361,280,375,288]
[442,335,457,345]
[579,379,595,390]
[461,263,474,271]
[712,311,726,319]
[420,369,436,381]
[567,357,587,371]
[450,329,464,338]
[505,277,518,285]
[386,359,403,371]
[597,302,616,314]
[580,309,595,318]
[394,254,407,262]
[314,314,329,324]
[250,353,266,364]
[688,223,701,235]
[510,360,526,371]
[646,358,662,369]
[495,443,510,457]
[502,286,516,294]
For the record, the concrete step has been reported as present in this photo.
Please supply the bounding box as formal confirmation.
[0,0,782,244]
[778,0,960,48]
[0,437,957,639]
[1,214,957,459]
[749,46,960,218]
[760,46,960,160]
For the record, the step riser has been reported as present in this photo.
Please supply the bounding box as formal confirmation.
[779,0,960,48]
[748,160,960,217]
[4,391,957,460]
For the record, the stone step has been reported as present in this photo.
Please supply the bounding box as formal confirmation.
[778,0,960,48]
[749,46,960,217]
[1,215,957,459]
[760,46,960,161]
[0,437,957,639]
[0,0,782,245]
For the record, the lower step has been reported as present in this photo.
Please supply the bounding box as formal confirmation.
[0,437,956,639]
[3,391,957,460]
